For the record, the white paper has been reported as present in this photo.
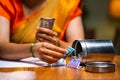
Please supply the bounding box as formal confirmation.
[0,57,48,68]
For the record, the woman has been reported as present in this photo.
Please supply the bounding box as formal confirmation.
[0,0,84,63]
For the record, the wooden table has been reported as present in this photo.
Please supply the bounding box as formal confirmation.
[0,55,120,80]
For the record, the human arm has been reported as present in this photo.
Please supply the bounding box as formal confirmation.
[0,16,31,60]
[0,16,67,63]
[60,16,84,48]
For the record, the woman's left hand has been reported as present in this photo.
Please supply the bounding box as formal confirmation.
[35,27,60,46]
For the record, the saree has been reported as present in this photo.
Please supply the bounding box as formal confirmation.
[0,0,82,43]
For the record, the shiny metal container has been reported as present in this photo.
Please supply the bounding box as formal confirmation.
[72,39,115,64]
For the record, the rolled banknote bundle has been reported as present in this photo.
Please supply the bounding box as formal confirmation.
[40,18,55,29]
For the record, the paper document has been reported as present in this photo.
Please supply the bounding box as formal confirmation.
[0,57,48,68]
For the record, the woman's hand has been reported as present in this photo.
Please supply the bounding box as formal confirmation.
[33,42,67,64]
[35,27,60,46]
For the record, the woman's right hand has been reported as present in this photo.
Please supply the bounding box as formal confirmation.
[35,27,60,46]
[33,42,68,64]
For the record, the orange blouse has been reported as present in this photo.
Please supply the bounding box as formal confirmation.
[0,0,82,43]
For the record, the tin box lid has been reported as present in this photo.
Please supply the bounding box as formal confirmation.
[85,62,116,73]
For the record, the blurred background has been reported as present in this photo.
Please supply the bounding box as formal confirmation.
[82,0,120,54]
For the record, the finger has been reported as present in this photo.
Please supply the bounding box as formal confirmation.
[35,39,40,42]
[36,37,53,44]
[38,27,57,36]
[40,47,64,58]
[36,33,54,42]
[40,53,59,63]
[36,33,53,40]
[42,43,68,54]
[35,37,46,42]
[36,37,44,42]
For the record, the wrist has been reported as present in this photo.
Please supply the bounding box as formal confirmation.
[32,43,41,58]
